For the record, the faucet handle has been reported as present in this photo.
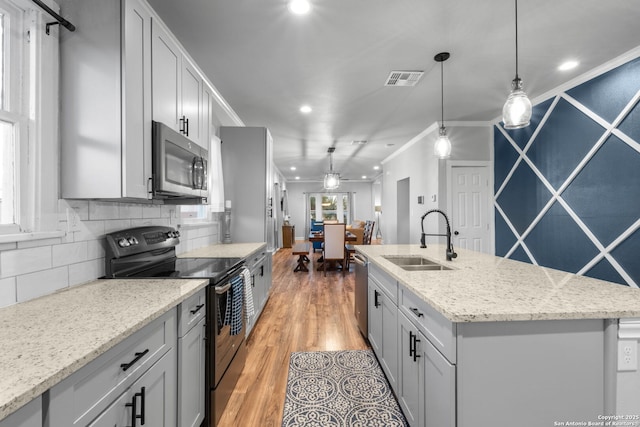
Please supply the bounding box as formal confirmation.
[420,233,426,248]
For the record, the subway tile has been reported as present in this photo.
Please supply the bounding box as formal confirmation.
[89,201,120,220]
[119,203,144,219]
[73,220,106,242]
[18,237,63,249]
[0,242,18,251]
[104,219,132,234]
[0,277,17,308]
[52,241,89,267]
[17,266,68,302]
[59,199,90,221]
[142,205,162,219]
[130,218,156,228]
[69,259,104,286]
[87,240,106,260]
[0,246,52,278]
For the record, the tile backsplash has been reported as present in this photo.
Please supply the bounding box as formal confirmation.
[0,199,220,308]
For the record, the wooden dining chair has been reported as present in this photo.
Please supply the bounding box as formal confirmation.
[322,223,346,276]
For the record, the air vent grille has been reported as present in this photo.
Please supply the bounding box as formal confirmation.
[385,71,424,87]
[351,140,368,145]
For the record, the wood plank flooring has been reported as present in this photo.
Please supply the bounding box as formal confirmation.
[217,246,370,427]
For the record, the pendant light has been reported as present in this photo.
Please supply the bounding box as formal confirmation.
[434,52,452,159]
[323,147,340,190]
[502,0,532,129]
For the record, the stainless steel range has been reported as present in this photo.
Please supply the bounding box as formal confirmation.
[105,226,247,427]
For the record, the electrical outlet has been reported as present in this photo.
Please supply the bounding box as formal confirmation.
[66,208,81,233]
[618,340,638,371]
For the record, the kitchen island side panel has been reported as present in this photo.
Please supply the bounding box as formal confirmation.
[456,319,605,427]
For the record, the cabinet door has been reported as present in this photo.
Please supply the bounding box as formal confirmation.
[122,0,152,199]
[86,391,130,427]
[181,59,203,145]
[152,19,181,131]
[422,331,455,427]
[368,281,398,391]
[0,396,41,427]
[178,318,205,427]
[397,312,422,426]
[131,346,177,427]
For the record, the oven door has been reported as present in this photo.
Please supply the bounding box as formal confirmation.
[152,120,208,200]
[210,276,245,387]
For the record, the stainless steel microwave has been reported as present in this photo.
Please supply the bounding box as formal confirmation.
[152,121,208,203]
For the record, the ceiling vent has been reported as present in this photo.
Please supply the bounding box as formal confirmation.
[384,71,424,87]
[351,140,368,145]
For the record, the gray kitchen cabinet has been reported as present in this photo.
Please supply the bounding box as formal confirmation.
[60,0,153,200]
[246,249,272,337]
[397,311,421,426]
[151,20,204,147]
[220,127,275,251]
[368,274,399,391]
[178,290,206,427]
[0,396,41,427]
[48,309,177,426]
[87,348,177,427]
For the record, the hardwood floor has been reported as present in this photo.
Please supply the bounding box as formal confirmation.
[217,246,370,427]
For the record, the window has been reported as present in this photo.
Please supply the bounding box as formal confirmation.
[308,192,350,223]
[0,0,59,237]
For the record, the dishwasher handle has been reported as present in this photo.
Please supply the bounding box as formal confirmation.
[353,254,368,267]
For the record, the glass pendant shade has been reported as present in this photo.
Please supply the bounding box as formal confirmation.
[323,173,340,190]
[434,126,452,159]
[502,77,532,129]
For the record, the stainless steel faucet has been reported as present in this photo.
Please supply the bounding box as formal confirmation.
[420,209,457,261]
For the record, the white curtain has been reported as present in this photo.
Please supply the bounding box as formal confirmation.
[209,134,225,212]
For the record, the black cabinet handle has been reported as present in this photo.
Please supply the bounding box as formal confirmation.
[410,307,424,317]
[413,335,421,362]
[185,117,189,136]
[120,349,149,372]
[190,303,205,315]
[409,331,415,358]
[260,265,264,277]
[179,115,187,134]
[374,290,380,308]
[126,387,146,426]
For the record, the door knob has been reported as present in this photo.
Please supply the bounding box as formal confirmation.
[454,231,459,235]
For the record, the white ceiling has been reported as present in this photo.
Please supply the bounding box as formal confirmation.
[146,0,640,184]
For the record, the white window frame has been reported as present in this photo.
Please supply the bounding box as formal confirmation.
[0,0,61,242]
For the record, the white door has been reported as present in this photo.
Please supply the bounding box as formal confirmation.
[451,166,491,253]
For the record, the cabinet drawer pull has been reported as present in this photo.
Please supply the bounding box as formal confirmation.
[139,386,146,425]
[410,307,424,317]
[409,330,415,357]
[413,335,421,362]
[126,386,146,426]
[190,304,205,315]
[120,349,149,372]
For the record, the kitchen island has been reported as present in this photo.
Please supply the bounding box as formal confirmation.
[355,244,640,427]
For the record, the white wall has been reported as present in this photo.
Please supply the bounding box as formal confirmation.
[381,123,491,244]
[285,181,375,240]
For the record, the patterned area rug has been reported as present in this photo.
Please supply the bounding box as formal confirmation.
[281,349,408,427]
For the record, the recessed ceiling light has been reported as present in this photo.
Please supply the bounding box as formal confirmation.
[290,166,297,171]
[362,175,367,179]
[299,105,312,114]
[558,60,579,71]
[373,165,380,170]
[295,176,300,180]
[288,0,310,15]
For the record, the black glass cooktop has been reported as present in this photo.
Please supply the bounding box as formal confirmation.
[126,257,244,283]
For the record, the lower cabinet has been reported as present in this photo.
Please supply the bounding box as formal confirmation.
[397,312,422,426]
[178,317,206,427]
[368,278,398,391]
[88,347,177,427]
[48,309,177,426]
[246,250,272,336]
[0,396,41,427]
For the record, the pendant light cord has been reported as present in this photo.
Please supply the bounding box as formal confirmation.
[514,0,519,79]
[440,60,445,128]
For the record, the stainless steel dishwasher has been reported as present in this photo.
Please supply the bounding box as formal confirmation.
[353,253,369,339]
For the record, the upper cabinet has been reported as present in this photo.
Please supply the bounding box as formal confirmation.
[151,21,204,147]
[60,0,153,200]
[60,0,227,201]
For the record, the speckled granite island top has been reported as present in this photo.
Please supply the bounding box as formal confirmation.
[0,277,208,421]
[356,244,640,323]
[179,242,267,258]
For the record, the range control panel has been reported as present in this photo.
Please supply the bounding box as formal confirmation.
[105,226,181,258]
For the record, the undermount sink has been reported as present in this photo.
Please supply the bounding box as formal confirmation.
[382,255,453,271]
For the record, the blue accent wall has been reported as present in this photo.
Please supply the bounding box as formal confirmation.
[494,56,640,287]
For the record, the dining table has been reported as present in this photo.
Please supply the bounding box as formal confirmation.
[308,231,357,270]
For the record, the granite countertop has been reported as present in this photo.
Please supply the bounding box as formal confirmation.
[179,242,267,259]
[0,277,208,421]
[356,244,640,323]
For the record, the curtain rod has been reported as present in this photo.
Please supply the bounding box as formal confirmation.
[31,0,76,34]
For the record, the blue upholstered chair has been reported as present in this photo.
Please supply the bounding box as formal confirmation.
[310,221,323,252]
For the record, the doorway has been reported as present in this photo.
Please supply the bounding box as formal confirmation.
[397,178,410,244]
